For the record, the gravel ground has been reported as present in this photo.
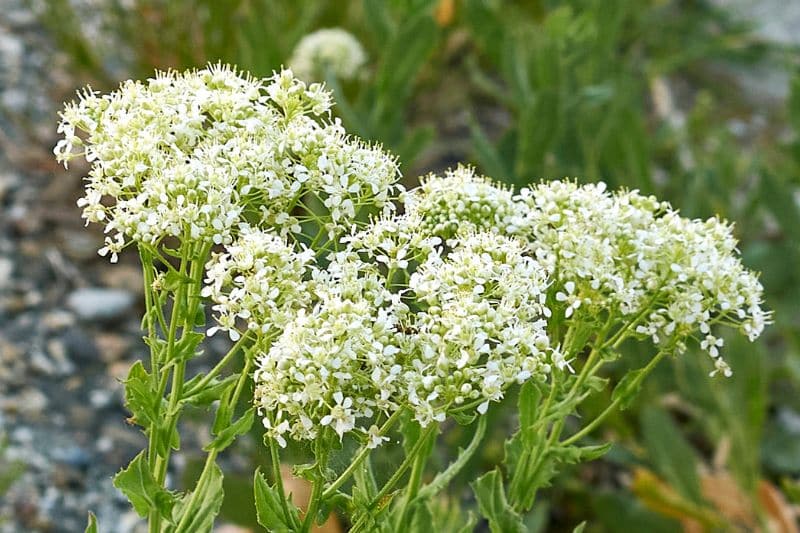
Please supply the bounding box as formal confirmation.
[0,1,797,532]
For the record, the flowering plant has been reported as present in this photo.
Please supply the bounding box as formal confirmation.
[57,65,768,532]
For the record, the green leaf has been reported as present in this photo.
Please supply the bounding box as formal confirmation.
[375,12,437,100]
[204,408,254,452]
[572,521,587,533]
[416,416,488,503]
[518,381,542,431]
[123,361,157,428]
[640,406,702,503]
[172,331,205,364]
[163,269,191,291]
[554,442,613,464]
[610,368,646,410]
[182,373,239,407]
[173,463,224,533]
[84,512,97,533]
[789,74,800,131]
[254,468,301,532]
[113,451,176,519]
[212,383,236,435]
[472,469,527,533]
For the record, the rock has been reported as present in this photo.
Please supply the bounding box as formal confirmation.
[47,338,75,375]
[30,348,58,376]
[66,287,134,322]
[94,333,131,363]
[41,310,76,331]
[1,387,48,417]
[58,229,100,262]
[0,256,12,289]
[88,388,113,409]
[52,445,92,471]
[61,328,99,363]
[101,264,144,295]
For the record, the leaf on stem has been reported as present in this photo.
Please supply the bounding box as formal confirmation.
[204,408,255,452]
[113,451,176,519]
[123,361,157,428]
[472,469,526,533]
[173,463,224,533]
[171,331,205,364]
[181,373,239,407]
[610,367,646,410]
[254,468,302,532]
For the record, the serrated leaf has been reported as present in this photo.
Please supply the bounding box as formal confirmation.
[472,469,526,533]
[173,463,224,533]
[113,451,176,519]
[123,361,157,428]
[518,381,542,431]
[254,468,301,532]
[163,269,191,291]
[204,408,254,452]
[553,442,613,464]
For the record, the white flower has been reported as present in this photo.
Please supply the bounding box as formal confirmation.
[289,28,367,82]
[365,425,389,449]
[202,227,313,339]
[401,232,553,425]
[402,165,529,244]
[555,281,582,318]
[56,64,398,260]
[253,258,406,445]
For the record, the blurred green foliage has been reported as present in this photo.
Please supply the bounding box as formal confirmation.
[43,0,800,530]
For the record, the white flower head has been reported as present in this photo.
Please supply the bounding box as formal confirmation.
[289,28,367,82]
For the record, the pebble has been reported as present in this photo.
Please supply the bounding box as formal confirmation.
[95,333,131,363]
[1,387,48,417]
[66,287,135,322]
[0,256,12,289]
[41,309,76,331]
[61,328,100,363]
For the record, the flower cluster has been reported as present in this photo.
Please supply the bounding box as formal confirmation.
[288,28,367,82]
[402,165,528,243]
[55,65,398,261]
[253,258,407,447]
[517,180,769,375]
[60,61,769,451]
[397,170,768,375]
[403,233,553,424]
[201,228,313,341]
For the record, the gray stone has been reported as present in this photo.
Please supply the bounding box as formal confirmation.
[66,287,135,322]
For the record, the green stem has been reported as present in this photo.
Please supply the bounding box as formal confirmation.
[268,436,297,529]
[351,423,438,531]
[562,349,670,446]
[301,443,328,533]
[174,345,252,532]
[321,408,404,500]
[182,332,252,399]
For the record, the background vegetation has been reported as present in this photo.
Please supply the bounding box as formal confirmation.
[40,0,800,530]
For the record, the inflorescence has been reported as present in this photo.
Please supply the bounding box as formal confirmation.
[57,65,769,448]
